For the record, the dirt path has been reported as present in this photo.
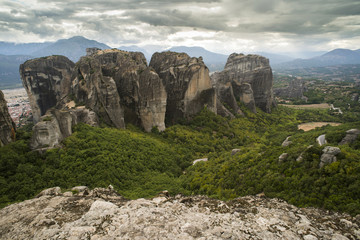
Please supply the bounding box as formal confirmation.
[298,122,342,131]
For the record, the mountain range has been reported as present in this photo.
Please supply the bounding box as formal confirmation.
[1,36,360,89]
[273,48,360,70]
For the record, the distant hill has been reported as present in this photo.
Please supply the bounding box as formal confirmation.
[0,55,31,88]
[31,36,110,62]
[274,48,360,70]
[254,52,294,65]
[0,36,111,89]
[167,46,228,72]
[0,42,52,56]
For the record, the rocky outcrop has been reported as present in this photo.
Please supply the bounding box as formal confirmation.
[319,146,341,168]
[274,78,307,100]
[339,129,360,145]
[20,56,75,123]
[30,107,98,150]
[316,134,327,146]
[1,186,359,240]
[281,136,292,147]
[212,53,274,114]
[150,52,216,124]
[0,90,16,146]
[278,153,288,162]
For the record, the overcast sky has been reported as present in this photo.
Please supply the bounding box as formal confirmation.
[0,0,359,55]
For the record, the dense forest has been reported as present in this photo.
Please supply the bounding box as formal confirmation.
[1,103,360,215]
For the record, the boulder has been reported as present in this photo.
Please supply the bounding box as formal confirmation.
[339,129,360,145]
[30,107,98,150]
[279,153,288,162]
[282,136,292,147]
[319,146,341,168]
[212,53,274,114]
[231,148,241,156]
[20,56,75,123]
[150,51,216,125]
[316,134,327,146]
[0,90,16,146]
[192,158,208,165]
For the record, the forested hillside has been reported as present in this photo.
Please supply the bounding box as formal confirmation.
[1,106,359,215]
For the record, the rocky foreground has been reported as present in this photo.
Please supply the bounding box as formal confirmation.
[0,187,359,240]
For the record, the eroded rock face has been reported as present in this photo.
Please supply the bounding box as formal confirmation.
[30,108,98,150]
[150,52,216,124]
[0,90,16,146]
[319,146,341,168]
[212,53,274,114]
[274,78,307,100]
[1,187,359,240]
[20,56,75,123]
[339,129,360,145]
[72,49,167,131]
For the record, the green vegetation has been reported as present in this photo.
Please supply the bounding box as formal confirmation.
[0,105,359,215]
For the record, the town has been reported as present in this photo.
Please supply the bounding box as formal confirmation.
[2,88,32,128]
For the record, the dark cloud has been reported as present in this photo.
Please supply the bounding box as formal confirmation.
[0,0,359,53]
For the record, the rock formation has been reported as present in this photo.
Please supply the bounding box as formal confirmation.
[20,50,275,149]
[339,129,360,145]
[212,53,274,114]
[1,186,359,240]
[274,78,307,100]
[30,108,98,150]
[20,56,75,123]
[319,146,341,168]
[150,52,216,125]
[0,90,16,146]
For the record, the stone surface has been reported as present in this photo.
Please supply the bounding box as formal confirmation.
[192,158,208,165]
[0,90,16,146]
[282,136,292,147]
[274,78,307,100]
[339,129,360,145]
[278,153,288,162]
[1,187,359,240]
[319,146,341,168]
[150,51,216,125]
[212,53,274,113]
[231,148,241,156]
[30,107,98,150]
[20,55,75,123]
[317,134,327,146]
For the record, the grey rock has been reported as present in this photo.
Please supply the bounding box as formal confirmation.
[282,136,292,147]
[231,148,241,156]
[319,146,341,168]
[1,191,359,240]
[192,158,208,165]
[339,129,360,145]
[212,53,274,113]
[20,55,75,123]
[279,153,288,162]
[150,51,216,125]
[317,134,327,146]
[71,186,89,193]
[274,78,306,100]
[0,90,16,146]
[30,107,98,150]
[36,187,62,197]
[86,47,101,56]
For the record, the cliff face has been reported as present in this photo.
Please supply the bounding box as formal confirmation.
[0,186,359,240]
[0,90,16,146]
[150,52,216,124]
[212,53,274,114]
[274,78,307,100]
[20,56,75,123]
